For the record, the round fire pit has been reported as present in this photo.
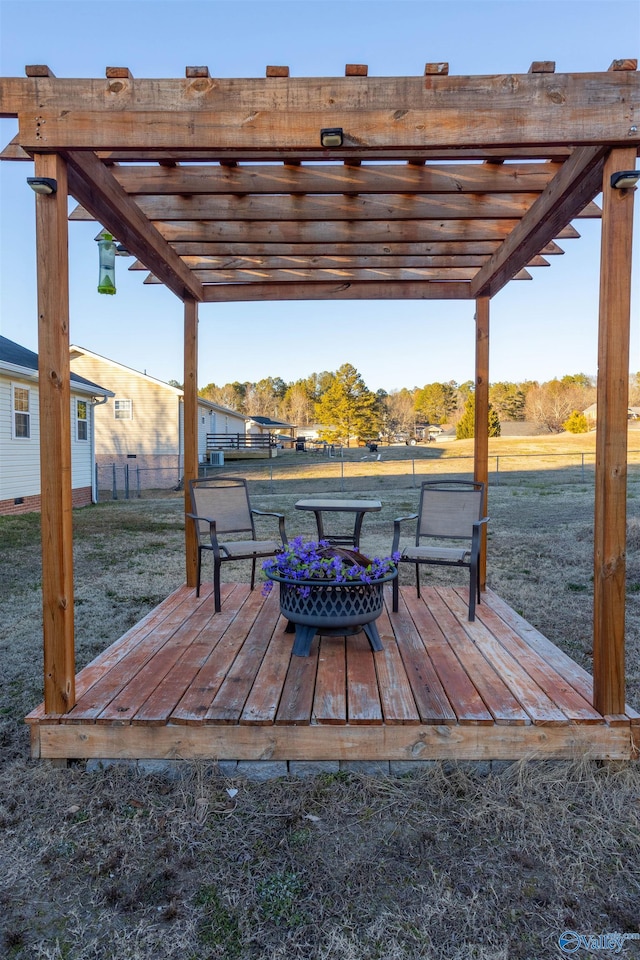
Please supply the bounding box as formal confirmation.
[266,571,397,657]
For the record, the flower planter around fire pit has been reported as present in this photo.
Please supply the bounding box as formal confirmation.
[262,539,398,657]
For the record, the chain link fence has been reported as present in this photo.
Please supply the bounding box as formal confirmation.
[96,448,640,501]
[96,462,184,500]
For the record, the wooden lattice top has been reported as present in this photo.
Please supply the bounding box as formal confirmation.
[1,61,638,302]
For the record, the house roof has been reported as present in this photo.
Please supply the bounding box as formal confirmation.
[70,343,244,418]
[1,336,112,396]
[248,415,295,428]
[197,397,246,418]
[70,344,184,393]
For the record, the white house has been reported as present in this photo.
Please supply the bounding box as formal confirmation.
[246,415,296,446]
[0,336,112,516]
[68,346,246,488]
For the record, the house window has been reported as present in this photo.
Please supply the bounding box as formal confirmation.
[76,399,88,441]
[12,385,30,439]
[114,399,133,420]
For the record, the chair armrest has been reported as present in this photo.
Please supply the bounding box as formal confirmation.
[251,509,288,545]
[186,511,217,528]
[471,516,490,555]
[392,514,418,553]
[186,512,219,543]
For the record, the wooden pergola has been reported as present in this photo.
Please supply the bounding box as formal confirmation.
[1,60,638,754]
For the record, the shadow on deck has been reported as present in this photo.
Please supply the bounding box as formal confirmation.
[27,584,639,763]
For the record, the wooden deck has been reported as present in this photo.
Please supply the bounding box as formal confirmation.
[27,584,639,763]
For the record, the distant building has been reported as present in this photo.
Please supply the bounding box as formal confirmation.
[583,403,640,423]
[68,346,246,488]
[246,415,296,446]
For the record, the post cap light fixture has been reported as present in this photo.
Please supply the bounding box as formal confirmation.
[26,177,57,195]
[320,127,344,148]
[610,170,640,189]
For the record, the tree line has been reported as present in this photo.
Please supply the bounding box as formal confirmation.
[196,366,640,445]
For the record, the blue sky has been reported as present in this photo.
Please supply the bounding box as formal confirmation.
[0,0,638,392]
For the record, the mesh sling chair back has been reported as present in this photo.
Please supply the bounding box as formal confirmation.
[391,479,488,621]
[187,476,287,612]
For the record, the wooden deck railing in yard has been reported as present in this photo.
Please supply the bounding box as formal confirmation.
[207,433,275,450]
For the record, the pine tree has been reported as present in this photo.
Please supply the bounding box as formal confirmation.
[414,381,457,425]
[314,363,380,446]
[455,394,501,439]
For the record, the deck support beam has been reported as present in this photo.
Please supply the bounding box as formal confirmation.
[34,153,76,714]
[593,147,637,716]
[474,296,490,589]
[183,298,199,588]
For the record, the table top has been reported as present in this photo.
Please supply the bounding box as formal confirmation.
[294,498,382,512]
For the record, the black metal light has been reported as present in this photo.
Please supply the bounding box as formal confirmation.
[320,127,344,148]
[26,177,57,195]
[610,171,640,189]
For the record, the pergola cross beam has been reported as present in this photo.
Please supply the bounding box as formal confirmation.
[471,146,608,298]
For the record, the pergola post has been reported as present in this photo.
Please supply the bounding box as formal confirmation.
[34,153,75,713]
[183,297,199,588]
[474,296,490,588]
[593,146,637,716]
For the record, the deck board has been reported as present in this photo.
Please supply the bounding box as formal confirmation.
[26,584,639,762]
[346,633,383,724]
[313,638,347,724]
[132,588,242,724]
[171,585,259,723]
[276,636,319,725]
[483,589,640,725]
[391,591,457,724]
[463,588,603,724]
[206,589,281,723]
[241,616,293,724]
[403,589,494,724]
[442,590,570,725]
[64,588,212,723]
[419,588,530,724]
[372,605,421,724]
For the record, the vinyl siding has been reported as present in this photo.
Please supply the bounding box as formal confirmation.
[0,372,96,504]
[71,396,93,489]
[197,403,210,459]
[196,404,246,458]
[70,354,181,456]
[0,374,41,498]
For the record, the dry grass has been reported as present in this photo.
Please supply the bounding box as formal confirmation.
[1,448,640,959]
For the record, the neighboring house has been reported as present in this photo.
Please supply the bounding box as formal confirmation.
[295,422,326,441]
[0,336,112,516]
[583,403,639,422]
[68,346,246,488]
[246,415,296,446]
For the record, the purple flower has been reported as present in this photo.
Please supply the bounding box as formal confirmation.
[261,539,397,595]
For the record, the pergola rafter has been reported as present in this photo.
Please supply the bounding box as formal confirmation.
[0,59,638,728]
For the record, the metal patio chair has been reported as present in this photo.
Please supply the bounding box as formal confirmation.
[187,476,288,612]
[391,479,488,621]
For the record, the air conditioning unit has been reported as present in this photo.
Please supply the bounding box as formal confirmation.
[209,450,224,467]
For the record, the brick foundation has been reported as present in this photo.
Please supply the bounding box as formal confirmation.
[0,486,93,516]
